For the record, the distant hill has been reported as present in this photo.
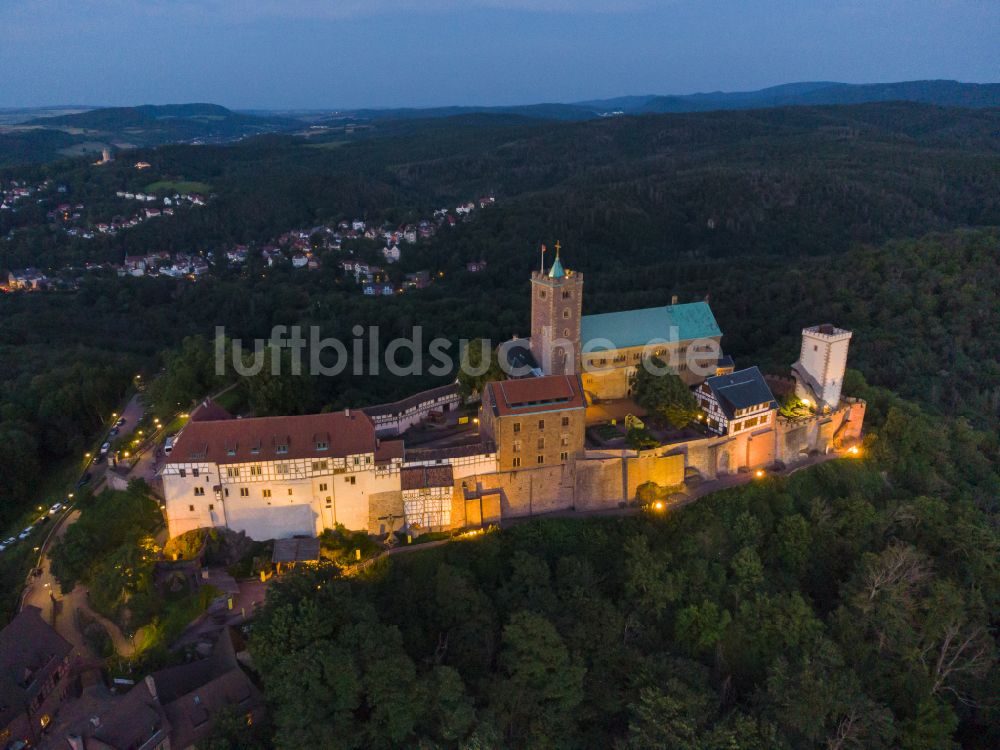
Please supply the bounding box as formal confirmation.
[3,80,998,168]
[586,79,1000,114]
[336,79,1000,121]
[0,104,301,168]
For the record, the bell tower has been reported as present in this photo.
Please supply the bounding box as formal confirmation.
[530,242,583,376]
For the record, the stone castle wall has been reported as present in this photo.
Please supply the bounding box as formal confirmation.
[451,399,865,526]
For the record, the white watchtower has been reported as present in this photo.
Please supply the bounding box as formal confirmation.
[792,324,852,412]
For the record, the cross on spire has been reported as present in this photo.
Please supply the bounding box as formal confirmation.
[554,240,561,256]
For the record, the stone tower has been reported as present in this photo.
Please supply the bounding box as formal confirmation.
[792,324,852,411]
[530,243,583,376]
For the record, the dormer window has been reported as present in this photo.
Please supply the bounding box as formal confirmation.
[315,441,328,451]
[276,444,288,455]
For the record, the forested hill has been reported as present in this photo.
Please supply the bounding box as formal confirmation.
[317,79,1000,121]
[6,101,1000,272]
[0,104,301,167]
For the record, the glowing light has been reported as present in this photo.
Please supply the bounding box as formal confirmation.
[801,399,810,407]
[755,469,765,478]
[123,451,130,458]
[653,501,664,511]
[847,445,861,457]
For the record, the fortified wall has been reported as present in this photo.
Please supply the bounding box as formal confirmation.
[449,398,864,526]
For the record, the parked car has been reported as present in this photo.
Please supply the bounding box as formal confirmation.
[18,528,32,540]
[109,427,119,437]
[75,472,92,488]
[3,537,14,546]
[49,502,63,515]
[164,436,175,455]
[100,441,111,455]
[116,417,126,427]
[0,543,7,553]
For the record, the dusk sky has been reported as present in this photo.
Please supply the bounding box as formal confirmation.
[2,0,998,110]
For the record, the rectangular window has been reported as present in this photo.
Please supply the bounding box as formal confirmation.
[262,489,272,498]
[226,467,239,478]
[537,437,545,450]
[561,416,570,427]
[312,460,328,472]
[208,504,214,511]
[512,457,521,468]
[560,451,568,461]
[240,487,249,497]
[276,444,288,454]
[512,440,521,452]
[188,504,194,512]
[537,419,545,430]
[536,454,544,464]
[250,465,262,476]
[179,469,186,478]
[354,456,360,465]
[561,434,569,446]
[193,487,204,496]
[319,483,328,492]
[192,468,199,477]
[227,448,236,457]
[315,441,329,451]
[288,488,293,495]
[345,476,356,485]
[224,488,229,497]
[276,464,289,474]
[513,422,521,433]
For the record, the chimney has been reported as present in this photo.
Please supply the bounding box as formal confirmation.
[671,294,679,305]
[344,408,351,418]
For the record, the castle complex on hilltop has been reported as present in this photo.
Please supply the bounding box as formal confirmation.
[161,247,865,541]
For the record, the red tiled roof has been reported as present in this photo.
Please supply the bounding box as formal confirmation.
[167,410,377,464]
[486,374,585,417]
[188,398,234,423]
[400,465,454,490]
[375,439,404,463]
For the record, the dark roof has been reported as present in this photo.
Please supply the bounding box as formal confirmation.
[362,383,457,418]
[167,410,377,465]
[272,537,321,564]
[400,465,454,490]
[404,440,496,463]
[716,354,735,369]
[485,374,586,418]
[0,605,73,728]
[87,679,169,750]
[704,366,778,420]
[70,629,252,749]
[501,340,539,375]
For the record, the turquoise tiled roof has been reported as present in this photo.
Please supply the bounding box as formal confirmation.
[548,256,565,279]
[581,301,722,351]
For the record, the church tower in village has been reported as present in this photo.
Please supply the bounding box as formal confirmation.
[530,242,584,376]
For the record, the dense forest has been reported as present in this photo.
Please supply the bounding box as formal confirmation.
[248,373,999,749]
[5,102,1000,272]
[0,102,998,745]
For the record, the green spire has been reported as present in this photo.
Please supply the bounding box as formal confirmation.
[548,240,565,278]
[548,255,565,279]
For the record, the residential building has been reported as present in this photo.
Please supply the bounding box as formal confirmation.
[697,366,778,437]
[0,606,74,748]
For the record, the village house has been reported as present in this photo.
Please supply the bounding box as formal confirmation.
[0,606,74,749]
